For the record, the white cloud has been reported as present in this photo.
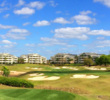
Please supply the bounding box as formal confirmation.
[49,0,58,7]
[80,10,92,15]
[0,7,9,13]
[97,40,110,47]
[23,22,30,26]
[39,37,76,47]
[0,40,17,48]
[88,29,110,36]
[1,40,16,44]
[3,14,10,18]
[0,28,30,40]
[94,0,110,7]
[0,24,16,29]
[53,17,72,24]
[26,44,36,47]
[33,20,50,26]
[72,11,96,25]
[39,37,67,46]
[97,37,105,39]
[28,1,45,10]
[16,0,25,6]
[14,7,35,15]
[0,1,6,7]
[56,11,62,14]
[54,27,89,40]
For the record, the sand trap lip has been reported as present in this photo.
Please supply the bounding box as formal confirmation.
[28,76,60,81]
[70,74,99,79]
[85,67,107,70]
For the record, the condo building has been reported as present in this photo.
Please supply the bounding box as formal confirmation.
[0,53,18,64]
[20,53,47,64]
[75,52,103,63]
[50,53,77,64]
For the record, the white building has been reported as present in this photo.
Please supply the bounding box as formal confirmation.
[20,53,47,64]
[75,52,103,63]
[50,53,76,64]
[20,55,28,63]
[0,53,18,64]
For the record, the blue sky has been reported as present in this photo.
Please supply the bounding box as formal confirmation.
[0,0,110,59]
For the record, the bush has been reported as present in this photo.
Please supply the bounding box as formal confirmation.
[0,77,34,88]
[2,66,10,77]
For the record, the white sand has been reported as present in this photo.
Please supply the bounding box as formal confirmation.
[62,66,68,69]
[69,67,78,70]
[29,73,44,76]
[25,67,30,69]
[54,67,60,69]
[28,76,60,81]
[85,67,107,70]
[70,74,99,79]
[9,71,26,76]
[31,68,38,70]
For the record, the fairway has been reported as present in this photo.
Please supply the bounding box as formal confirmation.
[0,89,86,100]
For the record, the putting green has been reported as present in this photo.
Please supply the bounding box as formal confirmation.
[0,89,87,100]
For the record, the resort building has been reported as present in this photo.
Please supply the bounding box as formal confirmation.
[20,53,47,64]
[0,53,18,64]
[20,55,28,63]
[50,53,77,64]
[75,52,103,63]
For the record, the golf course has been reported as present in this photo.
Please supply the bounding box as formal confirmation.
[0,64,110,100]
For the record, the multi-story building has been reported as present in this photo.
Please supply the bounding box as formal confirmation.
[0,53,18,64]
[50,53,77,64]
[75,52,103,63]
[20,53,47,64]
[20,55,28,63]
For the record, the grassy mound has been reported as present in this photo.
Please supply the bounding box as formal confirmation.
[0,89,87,100]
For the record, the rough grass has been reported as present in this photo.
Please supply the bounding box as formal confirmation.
[0,89,87,100]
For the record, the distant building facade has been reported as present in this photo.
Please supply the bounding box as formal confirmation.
[50,53,77,64]
[0,53,18,64]
[75,52,103,63]
[20,53,47,64]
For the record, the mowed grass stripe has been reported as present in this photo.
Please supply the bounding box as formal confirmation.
[0,89,87,100]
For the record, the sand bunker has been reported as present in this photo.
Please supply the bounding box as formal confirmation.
[31,68,38,70]
[85,67,107,70]
[29,73,44,76]
[28,76,60,81]
[25,67,30,69]
[70,74,99,79]
[69,67,78,70]
[54,67,61,69]
[62,66,68,69]
[9,71,26,76]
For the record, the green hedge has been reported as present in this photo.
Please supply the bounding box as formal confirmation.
[0,77,34,88]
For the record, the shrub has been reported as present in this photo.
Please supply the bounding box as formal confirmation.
[0,77,34,88]
[2,66,10,77]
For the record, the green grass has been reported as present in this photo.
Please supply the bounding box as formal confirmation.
[0,89,87,100]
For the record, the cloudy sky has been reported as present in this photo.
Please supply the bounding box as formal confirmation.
[0,0,110,59]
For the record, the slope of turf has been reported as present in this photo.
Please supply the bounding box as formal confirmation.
[0,89,87,100]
